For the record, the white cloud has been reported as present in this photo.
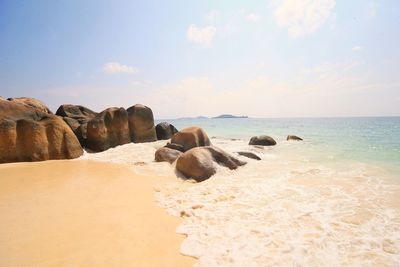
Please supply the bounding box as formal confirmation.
[274,0,336,37]
[205,10,219,23]
[187,24,217,46]
[245,13,262,22]
[352,46,363,52]
[102,62,139,74]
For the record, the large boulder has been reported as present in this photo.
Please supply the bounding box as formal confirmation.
[170,126,211,152]
[7,97,52,114]
[0,98,83,163]
[56,104,97,146]
[249,135,276,146]
[155,147,182,164]
[176,146,246,182]
[86,107,130,152]
[287,135,303,141]
[127,104,157,143]
[156,122,178,140]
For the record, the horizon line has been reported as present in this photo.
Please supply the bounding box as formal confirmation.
[155,115,400,120]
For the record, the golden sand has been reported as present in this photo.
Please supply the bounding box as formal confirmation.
[0,160,194,267]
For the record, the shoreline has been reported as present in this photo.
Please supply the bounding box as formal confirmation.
[1,135,399,266]
[0,159,195,267]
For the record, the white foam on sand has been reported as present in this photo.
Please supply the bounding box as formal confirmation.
[82,138,400,267]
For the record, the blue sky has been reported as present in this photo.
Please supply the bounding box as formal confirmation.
[1,0,399,118]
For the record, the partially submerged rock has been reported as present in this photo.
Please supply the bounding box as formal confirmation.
[86,107,130,152]
[171,126,211,152]
[249,135,276,146]
[236,151,261,160]
[127,104,157,143]
[176,146,246,182]
[0,98,83,163]
[287,135,303,141]
[155,147,182,163]
[156,122,178,140]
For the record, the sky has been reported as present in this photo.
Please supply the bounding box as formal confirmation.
[0,0,399,118]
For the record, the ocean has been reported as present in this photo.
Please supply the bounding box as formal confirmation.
[167,117,400,174]
[83,117,400,266]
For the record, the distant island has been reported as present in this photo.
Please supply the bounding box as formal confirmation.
[212,114,248,119]
[177,116,209,120]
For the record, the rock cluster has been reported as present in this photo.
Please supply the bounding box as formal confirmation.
[1,96,303,183]
[155,126,246,182]
[1,97,162,163]
[57,103,159,152]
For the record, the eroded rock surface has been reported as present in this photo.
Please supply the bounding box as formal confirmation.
[0,98,83,163]
[56,104,97,146]
[86,107,130,152]
[127,104,157,143]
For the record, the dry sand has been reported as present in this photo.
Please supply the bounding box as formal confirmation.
[0,160,195,267]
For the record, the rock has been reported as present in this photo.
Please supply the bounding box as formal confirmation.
[62,117,87,146]
[165,142,185,152]
[56,104,97,121]
[7,97,52,114]
[0,98,83,163]
[155,147,182,163]
[155,122,178,140]
[171,126,211,152]
[287,135,303,141]
[127,104,157,143]
[55,104,97,147]
[236,151,261,160]
[176,146,246,182]
[86,107,131,152]
[249,135,276,146]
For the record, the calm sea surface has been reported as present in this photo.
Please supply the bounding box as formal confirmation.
[159,117,400,175]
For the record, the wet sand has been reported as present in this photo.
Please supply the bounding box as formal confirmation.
[0,160,194,267]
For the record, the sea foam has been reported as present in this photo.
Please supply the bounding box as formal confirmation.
[81,138,400,266]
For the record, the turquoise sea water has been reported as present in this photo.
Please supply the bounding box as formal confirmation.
[159,117,400,176]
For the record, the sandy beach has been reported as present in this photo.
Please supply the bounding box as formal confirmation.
[0,160,194,267]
